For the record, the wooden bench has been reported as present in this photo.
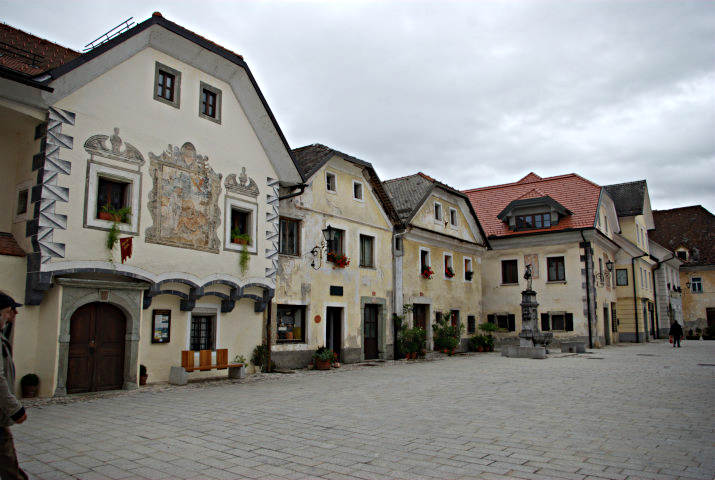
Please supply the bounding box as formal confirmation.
[169,348,244,385]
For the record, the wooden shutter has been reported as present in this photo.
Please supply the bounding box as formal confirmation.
[541,313,550,331]
[565,313,574,331]
[487,314,495,324]
[507,314,516,332]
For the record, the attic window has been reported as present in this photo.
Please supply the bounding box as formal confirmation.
[326,172,336,192]
[516,213,551,230]
[153,62,181,109]
[199,82,222,124]
[434,202,443,221]
[676,250,688,261]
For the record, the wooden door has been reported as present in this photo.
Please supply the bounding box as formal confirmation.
[326,307,342,360]
[413,304,427,330]
[603,306,611,345]
[363,305,379,359]
[67,302,126,394]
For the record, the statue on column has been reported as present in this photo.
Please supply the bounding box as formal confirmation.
[524,263,533,291]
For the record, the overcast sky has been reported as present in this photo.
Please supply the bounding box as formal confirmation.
[4,0,714,212]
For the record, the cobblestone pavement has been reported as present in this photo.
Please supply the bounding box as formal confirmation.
[15,341,715,480]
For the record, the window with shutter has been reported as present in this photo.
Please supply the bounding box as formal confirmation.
[565,313,574,331]
[507,314,516,332]
[541,313,550,331]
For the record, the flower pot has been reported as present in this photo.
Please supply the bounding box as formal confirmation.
[139,375,148,386]
[232,238,248,245]
[315,359,331,370]
[21,385,38,398]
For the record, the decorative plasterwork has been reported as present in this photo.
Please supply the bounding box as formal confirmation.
[225,167,259,198]
[84,128,145,166]
[145,142,222,253]
[265,177,279,280]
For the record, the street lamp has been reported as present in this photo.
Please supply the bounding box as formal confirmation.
[309,224,336,269]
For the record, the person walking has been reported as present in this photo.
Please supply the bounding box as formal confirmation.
[669,320,683,349]
[0,293,28,480]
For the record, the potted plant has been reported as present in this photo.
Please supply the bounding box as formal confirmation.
[139,364,148,385]
[20,373,39,398]
[445,266,455,278]
[251,344,276,373]
[230,231,251,275]
[231,354,247,379]
[399,326,426,360]
[478,321,499,352]
[432,312,463,354]
[327,252,350,268]
[421,266,435,279]
[313,346,334,370]
[99,204,131,223]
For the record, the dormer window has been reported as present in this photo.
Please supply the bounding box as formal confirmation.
[676,249,688,261]
[516,213,551,230]
[434,202,443,221]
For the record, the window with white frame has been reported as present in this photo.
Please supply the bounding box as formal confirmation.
[353,180,363,201]
[190,314,216,351]
[444,253,454,279]
[464,257,473,281]
[359,234,375,267]
[690,277,702,293]
[420,248,431,273]
[434,202,442,221]
[449,207,458,226]
[224,197,257,253]
[326,171,337,192]
[85,162,141,234]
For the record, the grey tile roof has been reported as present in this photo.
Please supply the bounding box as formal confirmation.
[604,180,647,217]
[382,173,435,223]
[291,144,399,225]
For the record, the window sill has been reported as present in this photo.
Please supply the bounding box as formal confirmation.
[546,280,567,284]
[279,253,302,258]
[359,265,376,270]
[276,340,306,345]
[500,282,519,286]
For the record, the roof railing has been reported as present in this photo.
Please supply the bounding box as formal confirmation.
[83,17,135,52]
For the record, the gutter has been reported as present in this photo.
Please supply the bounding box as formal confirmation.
[580,231,593,349]
[0,67,54,92]
[278,183,307,201]
[631,253,649,342]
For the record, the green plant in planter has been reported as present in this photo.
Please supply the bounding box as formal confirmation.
[399,326,426,357]
[432,312,464,353]
[231,230,251,275]
[477,322,499,351]
[251,344,276,372]
[233,354,247,364]
[102,205,131,252]
[313,346,335,362]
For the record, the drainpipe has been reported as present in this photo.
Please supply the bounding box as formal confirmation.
[580,231,593,349]
[652,252,675,340]
[632,253,648,343]
[278,183,307,201]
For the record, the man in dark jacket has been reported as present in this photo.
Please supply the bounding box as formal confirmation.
[669,320,684,348]
[0,293,27,480]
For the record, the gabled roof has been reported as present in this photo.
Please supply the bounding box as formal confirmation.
[603,180,647,217]
[383,172,488,244]
[0,233,26,257]
[0,23,80,76]
[291,144,400,225]
[650,206,715,266]
[497,196,572,221]
[463,173,601,239]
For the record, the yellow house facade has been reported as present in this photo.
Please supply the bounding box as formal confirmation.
[273,145,399,366]
[0,14,303,395]
[384,173,488,350]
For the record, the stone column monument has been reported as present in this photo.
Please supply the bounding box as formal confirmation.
[503,264,552,359]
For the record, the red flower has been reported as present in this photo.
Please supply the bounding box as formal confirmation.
[421,266,434,279]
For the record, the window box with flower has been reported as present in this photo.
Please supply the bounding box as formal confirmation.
[327,252,350,268]
[445,266,455,278]
[421,266,434,279]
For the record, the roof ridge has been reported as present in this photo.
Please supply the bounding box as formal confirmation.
[463,172,584,192]
[383,173,421,184]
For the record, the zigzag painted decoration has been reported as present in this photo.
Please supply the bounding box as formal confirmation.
[265,177,279,280]
[29,107,75,265]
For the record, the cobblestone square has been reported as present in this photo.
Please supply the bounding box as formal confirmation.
[15,341,715,480]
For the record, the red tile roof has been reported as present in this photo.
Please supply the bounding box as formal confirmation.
[0,23,80,76]
[0,233,26,257]
[463,173,601,238]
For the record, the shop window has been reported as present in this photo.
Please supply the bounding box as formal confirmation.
[190,315,215,351]
[616,269,628,286]
[359,234,374,268]
[154,62,181,108]
[547,256,565,282]
[353,181,363,201]
[434,202,442,221]
[501,259,518,284]
[326,172,336,192]
[467,315,476,334]
[277,305,306,343]
[279,217,300,256]
[199,82,222,124]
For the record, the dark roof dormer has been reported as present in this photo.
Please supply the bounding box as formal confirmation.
[497,192,572,232]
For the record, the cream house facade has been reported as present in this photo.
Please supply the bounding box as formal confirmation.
[273,145,399,367]
[0,14,303,395]
[384,173,488,350]
[649,240,683,337]
[465,173,621,348]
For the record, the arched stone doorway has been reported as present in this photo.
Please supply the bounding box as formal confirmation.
[67,302,126,393]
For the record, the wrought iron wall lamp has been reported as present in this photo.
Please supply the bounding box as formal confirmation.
[309,224,337,269]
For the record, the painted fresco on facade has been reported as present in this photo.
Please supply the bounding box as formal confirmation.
[146,142,222,252]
